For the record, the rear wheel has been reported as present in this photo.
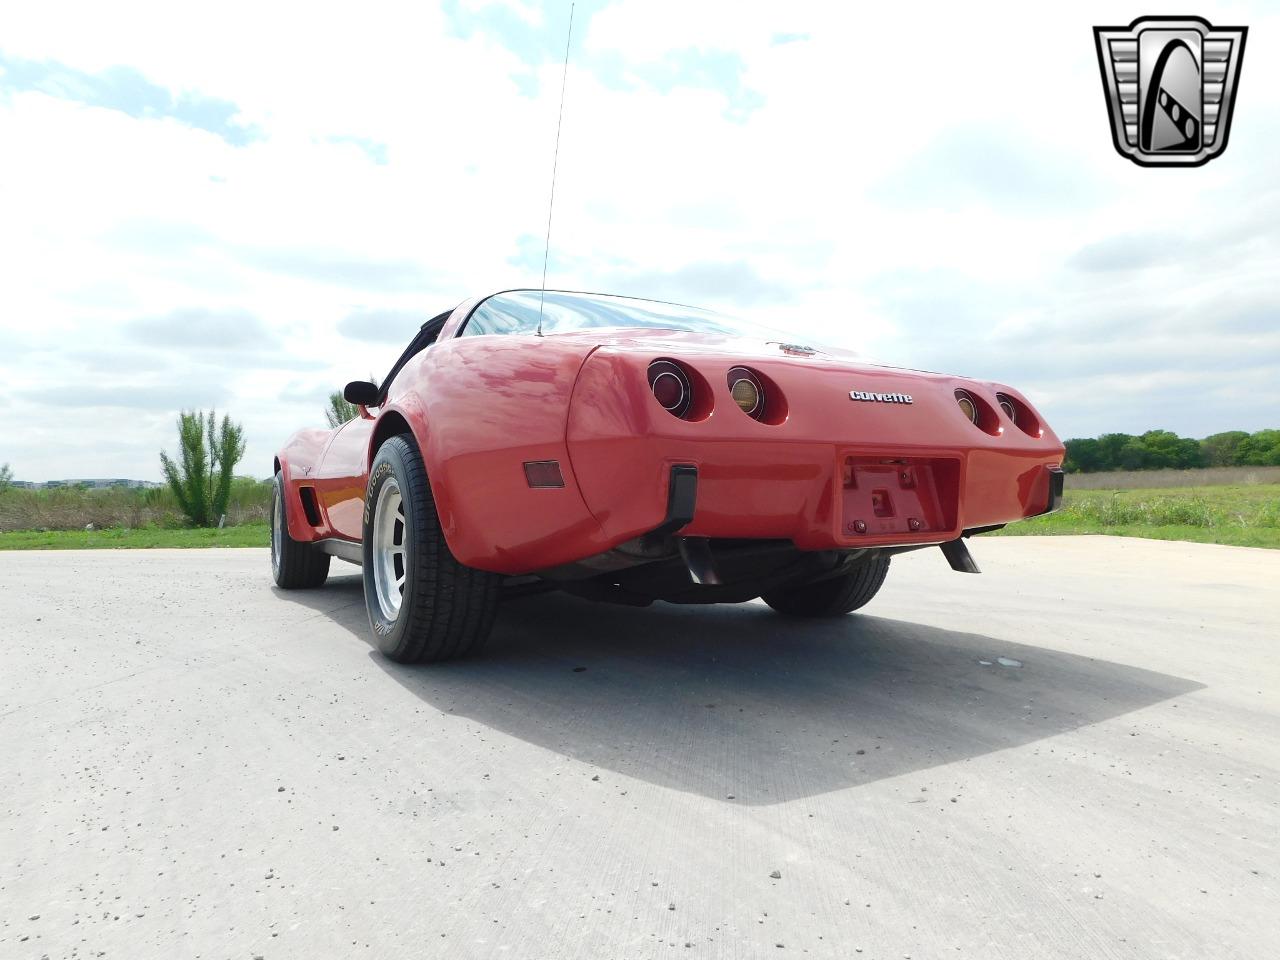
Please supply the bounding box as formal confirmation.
[270,472,330,589]
[362,434,501,663]
[761,555,890,618]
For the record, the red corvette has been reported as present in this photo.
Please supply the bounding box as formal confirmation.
[272,290,1065,662]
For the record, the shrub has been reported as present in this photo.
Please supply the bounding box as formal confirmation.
[159,410,247,527]
[326,391,358,428]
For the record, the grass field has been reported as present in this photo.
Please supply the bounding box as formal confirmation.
[0,478,271,533]
[1065,465,1280,490]
[1,480,1276,551]
[0,524,269,550]
[995,484,1280,549]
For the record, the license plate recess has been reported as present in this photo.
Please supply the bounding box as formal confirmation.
[840,456,959,538]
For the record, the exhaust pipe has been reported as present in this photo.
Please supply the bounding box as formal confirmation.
[940,538,981,574]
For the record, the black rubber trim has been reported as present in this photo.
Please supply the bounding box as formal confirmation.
[963,523,1006,537]
[651,465,698,537]
[1042,466,1066,515]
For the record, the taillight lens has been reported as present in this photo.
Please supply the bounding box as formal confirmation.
[954,388,1002,436]
[648,360,693,418]
[996,393,1017,424]
[727,366,765,420]
[995,391,1043,437]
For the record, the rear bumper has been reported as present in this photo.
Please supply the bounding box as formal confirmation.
[566,437,1063,551]
[438,347,1066,576]
[565,348,1065,553]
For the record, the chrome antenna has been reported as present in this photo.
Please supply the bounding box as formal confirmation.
[537,2,574,337]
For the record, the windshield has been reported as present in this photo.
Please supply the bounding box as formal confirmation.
[460,290,785,340]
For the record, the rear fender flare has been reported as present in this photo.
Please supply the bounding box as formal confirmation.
[364,397,463,549]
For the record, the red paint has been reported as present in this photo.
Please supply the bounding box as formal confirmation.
[276,315,1064,576]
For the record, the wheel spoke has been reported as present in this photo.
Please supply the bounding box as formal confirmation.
[372,481,408,620]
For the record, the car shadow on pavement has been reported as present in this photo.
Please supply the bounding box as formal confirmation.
[280,573,1204,805]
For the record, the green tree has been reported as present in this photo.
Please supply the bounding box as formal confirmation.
[1200,431,1249,467]
[325,377,378,428]
[1117,437,1147,470]
[1063,428,1277,473]
[1098,433,1138,470]
[0,462,12,491]
[1139,430,1203,469]
[325,391,358,428]
[159,410,247,527]
[1236,429,1280,466]
[1063,438,1103,473]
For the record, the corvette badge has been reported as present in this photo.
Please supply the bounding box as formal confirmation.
[850,390,913,404]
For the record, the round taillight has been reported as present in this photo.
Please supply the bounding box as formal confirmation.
[727,366,765,420]
[996,393,1017,424]
[955,390,978,424]
[652,372,684,408]
[648,360,692,418]
[995,391,1042,437]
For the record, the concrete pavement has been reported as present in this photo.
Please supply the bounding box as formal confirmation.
[1,536,1277,959]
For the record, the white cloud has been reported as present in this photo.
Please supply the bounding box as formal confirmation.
[1,0,1277,481]
[457,0,545,28]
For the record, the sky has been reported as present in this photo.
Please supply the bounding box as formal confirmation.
[1,0,1277,482]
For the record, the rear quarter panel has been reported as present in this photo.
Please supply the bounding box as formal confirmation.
[388,335,612,573]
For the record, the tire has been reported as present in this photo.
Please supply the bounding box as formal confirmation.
[362,434,501,663]
[761,555,890,618]
[271,471,331,589]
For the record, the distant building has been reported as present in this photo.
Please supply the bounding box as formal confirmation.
[66,479,167,489]
[9,479,165,490]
